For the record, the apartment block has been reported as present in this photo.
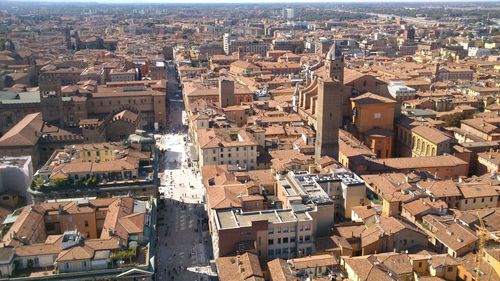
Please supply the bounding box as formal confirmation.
[196,128,259,170]
[31,141,158,202]
[276,169,365,222]
[212,208,315,260]
[0,196,155,279]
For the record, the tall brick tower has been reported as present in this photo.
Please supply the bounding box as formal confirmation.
[39,75,64,127]
[219,77,235,108]
[315,43,344,162]
[64,26,72,50]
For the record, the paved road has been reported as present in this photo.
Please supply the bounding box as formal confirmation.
[155,63,216,281]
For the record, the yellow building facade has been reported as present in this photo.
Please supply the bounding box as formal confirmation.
[351,92,396,158]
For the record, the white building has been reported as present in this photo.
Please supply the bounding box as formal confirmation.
[468,47,491,58]
[388,81,416,101]
[0,156,33,203]
[282,8,295,19]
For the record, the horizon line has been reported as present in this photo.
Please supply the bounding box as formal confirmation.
[5,0,499,3]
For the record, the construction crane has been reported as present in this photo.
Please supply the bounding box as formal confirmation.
[474,211,499,281]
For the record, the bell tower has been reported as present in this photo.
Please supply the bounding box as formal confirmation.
[315,44,344,162]
[325,41,344,82]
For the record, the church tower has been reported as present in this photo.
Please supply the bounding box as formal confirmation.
[315,43,344,162]
[325,41,344,81]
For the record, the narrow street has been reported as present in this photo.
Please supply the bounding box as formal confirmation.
[155,63,216,281]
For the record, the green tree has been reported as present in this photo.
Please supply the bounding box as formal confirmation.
[442,112,465,128]
[50,178,67,188]
[27,259,33,270]
[31,177,44,189]
[294,45,305,55]
[84,176,98,187]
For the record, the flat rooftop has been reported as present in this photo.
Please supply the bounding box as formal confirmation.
[0,156,31,168]
[282,170,364,205]
[216,209,311,230]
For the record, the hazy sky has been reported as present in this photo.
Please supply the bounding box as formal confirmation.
[11,0,490,3]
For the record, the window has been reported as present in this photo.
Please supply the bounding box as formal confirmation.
[268,228,274,234]
[283,237,288,243]
[481,198,485,203]
[374,113,381,119]
[275,249,281,255]
[306,247,312,255]
[447,267,453,272]
[277,227,281,233]
[290,237,296,243]
[418,262,422,267]
[268,239,274,245]
[268,249,274,256]
[84,221,89,227]
[277,238,281,244]
[305,235,310,242]
[304,224,311,231]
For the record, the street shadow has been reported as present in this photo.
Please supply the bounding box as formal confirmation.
[156,269,215,281]
[162,151,182,170]
[155,198,214,281]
